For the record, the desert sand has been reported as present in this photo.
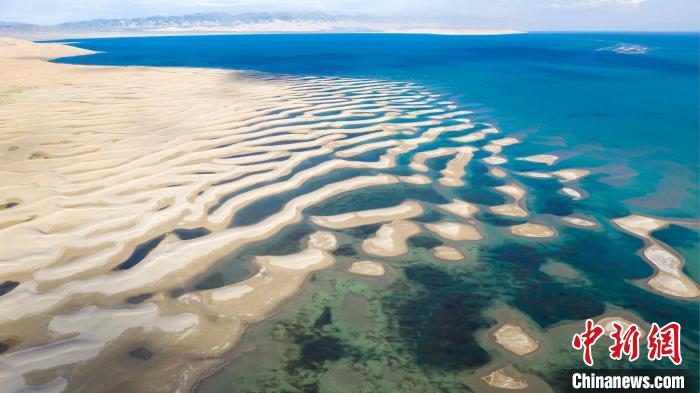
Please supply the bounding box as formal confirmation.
[0,38,494,393]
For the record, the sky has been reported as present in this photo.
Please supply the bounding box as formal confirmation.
[0,0,698,31]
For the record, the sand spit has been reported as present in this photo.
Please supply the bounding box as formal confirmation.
[0,39,496,392]
[493,323,539,356]
[516,154,559,166]
[409,147,455,172]
[561,216,597,228]
[612,215,700,298]
[438,146,476,186]
[438,199,479,219]
[431,245,464,261]
[426,221,482,241]
[348,260,386,276]
[310,200,423,229]
[508,223,555,238]
[361,220,421,257]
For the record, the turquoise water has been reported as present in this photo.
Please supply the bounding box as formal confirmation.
[49,33,699,392]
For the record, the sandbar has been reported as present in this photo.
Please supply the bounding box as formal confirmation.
[516,154,558,166]
[482,368,528,390]
[493,323,539,356]
[426,221,483,241]
[561,216,597,228]
[508,223,555,238]
[551,169,590,182]
[431,245,464,261]
[438,199,479,218]
[438,146,476,186]
[361,220,421,257]
[310,200,423,229]
[612,215,700,298]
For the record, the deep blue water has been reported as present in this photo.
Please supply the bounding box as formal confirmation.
[51,33,700,219]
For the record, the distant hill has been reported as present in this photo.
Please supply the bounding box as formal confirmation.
[0,12,358,37]
[0,12,521,39]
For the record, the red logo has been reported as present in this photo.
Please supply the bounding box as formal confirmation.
[572,319,605,366]
[572,320,682,366]
[647,322,682,365]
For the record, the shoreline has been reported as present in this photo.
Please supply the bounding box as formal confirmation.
[8,29,526,42]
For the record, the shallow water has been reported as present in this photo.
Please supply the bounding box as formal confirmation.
[48,33,700,392]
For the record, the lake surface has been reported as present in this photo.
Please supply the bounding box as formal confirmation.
[51,33,699,392]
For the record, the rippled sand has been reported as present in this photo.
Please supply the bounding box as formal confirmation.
[0,38,510,392]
